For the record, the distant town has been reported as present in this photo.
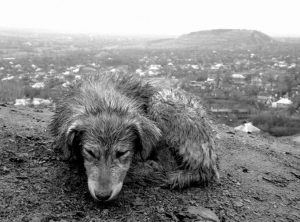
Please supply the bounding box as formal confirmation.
[0,28,299,136]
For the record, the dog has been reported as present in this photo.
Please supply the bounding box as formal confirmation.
[49,72,219,201]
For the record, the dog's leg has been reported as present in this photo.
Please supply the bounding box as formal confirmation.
[127,160,168,186]
[167,166,220,189]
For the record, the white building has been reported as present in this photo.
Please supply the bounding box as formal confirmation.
[15,99,31,106]
[1,76,15,81]
[273,98,293,108]
[234,122,261,133]
[31,82,45,89]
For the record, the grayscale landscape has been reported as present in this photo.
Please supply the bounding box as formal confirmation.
[0,0,300,221]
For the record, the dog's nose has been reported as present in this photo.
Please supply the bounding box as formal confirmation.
[95,191,112,201]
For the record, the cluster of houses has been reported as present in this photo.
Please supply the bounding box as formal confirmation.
[132,55,299,107]
[1,59,297,110]
[0,46,299,113]
[0,61,99,90]
[14,98,52,107]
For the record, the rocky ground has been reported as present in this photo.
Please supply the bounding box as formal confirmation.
[0,103,299,222]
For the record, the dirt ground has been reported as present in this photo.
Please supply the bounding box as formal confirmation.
[0,104,299,222]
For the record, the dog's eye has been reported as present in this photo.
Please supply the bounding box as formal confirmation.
[116,150,129,158]
[84,149,96,158]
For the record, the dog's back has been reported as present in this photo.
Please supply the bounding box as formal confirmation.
[129,88,220,188]
[66,72,156,112]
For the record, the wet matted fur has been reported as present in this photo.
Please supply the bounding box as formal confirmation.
[49,72,219,201]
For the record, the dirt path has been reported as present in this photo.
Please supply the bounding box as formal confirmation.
[0,104,299,222]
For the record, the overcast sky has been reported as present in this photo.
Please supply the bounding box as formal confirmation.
[0,0,299,37]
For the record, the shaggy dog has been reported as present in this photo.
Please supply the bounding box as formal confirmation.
[49,73,219,201]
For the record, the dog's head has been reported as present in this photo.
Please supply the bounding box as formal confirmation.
[64,113,161,201]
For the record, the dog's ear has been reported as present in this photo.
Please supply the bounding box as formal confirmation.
[64,120,84,160]
[131,116,161,161]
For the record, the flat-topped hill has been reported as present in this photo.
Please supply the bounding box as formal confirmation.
[143,29,275,49]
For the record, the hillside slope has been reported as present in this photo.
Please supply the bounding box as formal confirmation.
[0,104,299,221]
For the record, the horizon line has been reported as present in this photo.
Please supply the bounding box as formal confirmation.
[1,26,300,38]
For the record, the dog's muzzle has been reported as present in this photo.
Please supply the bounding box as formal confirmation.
[88,179,123,201]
